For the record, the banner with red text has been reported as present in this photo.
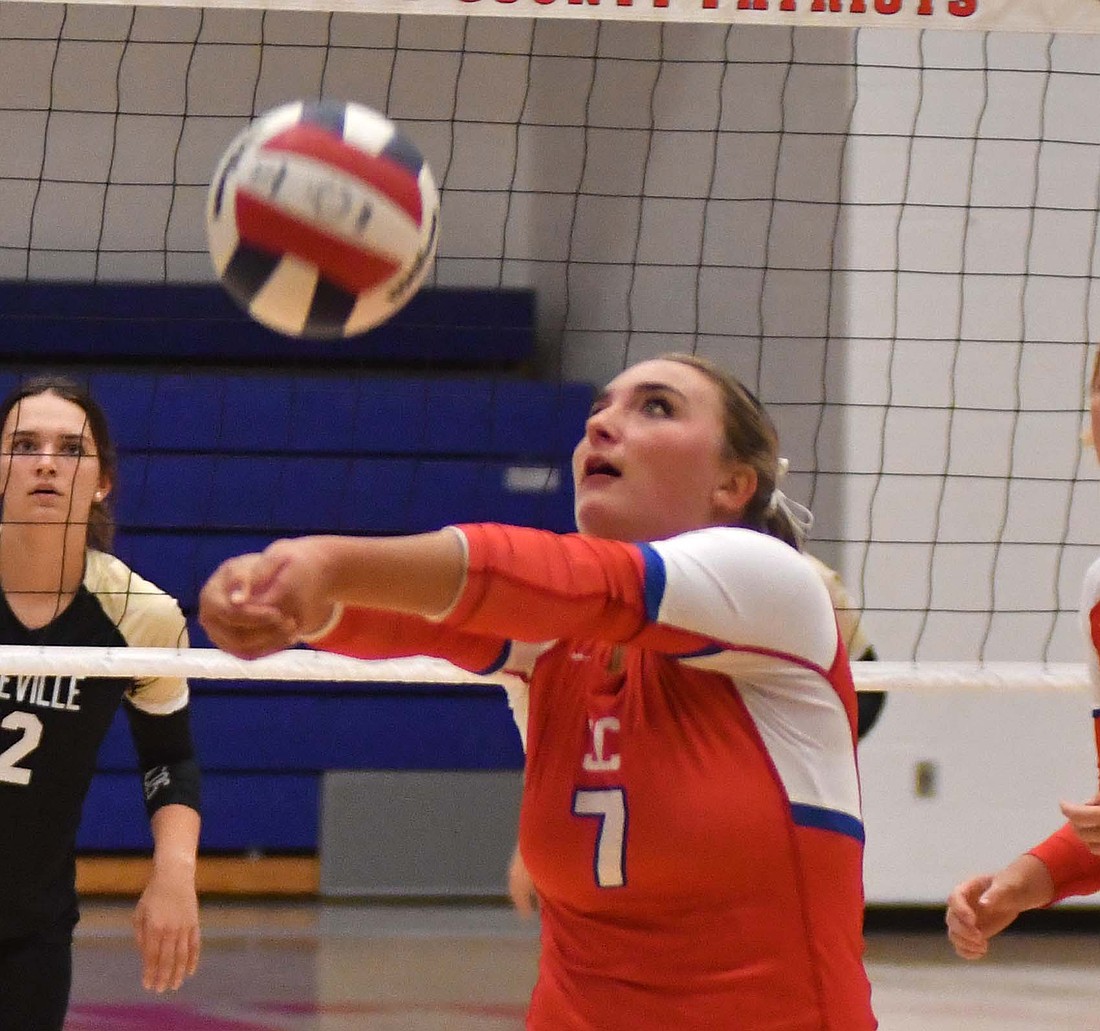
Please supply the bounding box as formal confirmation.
[34,0,1100,33]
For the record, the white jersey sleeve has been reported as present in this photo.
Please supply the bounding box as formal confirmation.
[85,550,190,715]
[647,528,858,825]
[644,526,840,671]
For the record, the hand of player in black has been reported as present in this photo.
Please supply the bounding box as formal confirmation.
[133,864,200,993]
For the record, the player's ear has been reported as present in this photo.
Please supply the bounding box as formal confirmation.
[94,477,111,503]
[712,461,756,522]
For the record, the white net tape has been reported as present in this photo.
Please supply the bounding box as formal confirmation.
[0,646,491,685]
[0,646,1088,693]
[851,661,1089,694]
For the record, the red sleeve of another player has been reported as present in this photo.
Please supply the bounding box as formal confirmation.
[314,607,508,675]
[1029,823,1100,902]
[1028,601,1100,901]
[445,523,713,652]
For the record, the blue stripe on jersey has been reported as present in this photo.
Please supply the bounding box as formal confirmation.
[299,99,347,136]
[790,803,865,844]
[476,641,512,676]
[1093,708,1100,718]
[677,643,724,659]
[637,543,666,623]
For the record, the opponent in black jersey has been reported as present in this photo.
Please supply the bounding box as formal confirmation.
[0,376,202,1030]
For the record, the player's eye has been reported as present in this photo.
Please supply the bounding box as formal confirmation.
[641,396,673,417]
[8,436,37,455]
[60,440,88,457]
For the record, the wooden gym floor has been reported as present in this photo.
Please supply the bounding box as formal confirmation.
[64,859,1100,1030]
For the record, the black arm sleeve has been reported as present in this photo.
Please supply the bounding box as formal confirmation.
[123,700,202,817]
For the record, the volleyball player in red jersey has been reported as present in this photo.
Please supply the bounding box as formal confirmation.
[199,354,877,1030]
[947,351,1100,959]
[505,549,884,918]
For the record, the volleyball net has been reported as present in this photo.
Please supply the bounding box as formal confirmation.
[0,645,1091,695]
[1,0,1099,688]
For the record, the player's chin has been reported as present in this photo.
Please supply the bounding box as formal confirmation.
[574,495,630,541]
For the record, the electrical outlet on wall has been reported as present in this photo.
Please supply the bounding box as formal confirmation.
[914,761,938,799]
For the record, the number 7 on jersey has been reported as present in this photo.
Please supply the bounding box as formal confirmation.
[573,787,627,888]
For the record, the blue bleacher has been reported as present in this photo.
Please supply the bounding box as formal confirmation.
[96,689,525,772]
[91,370,593,457]
[3,282,595,854]
[83,688,526,850]
[80,772,321,851]
[0,282,535,365]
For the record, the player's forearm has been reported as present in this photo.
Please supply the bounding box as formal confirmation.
[998,852,1057,910]
[312,606,508,674]
[1029,823,1100,901]
[314,529,467,618]
[149,804,200,877]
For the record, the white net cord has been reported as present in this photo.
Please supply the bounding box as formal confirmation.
[0,646,1088,693]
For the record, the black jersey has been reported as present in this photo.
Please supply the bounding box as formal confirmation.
[0,550,190,940]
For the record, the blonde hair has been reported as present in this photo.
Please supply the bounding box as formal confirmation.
[658,353,804,549]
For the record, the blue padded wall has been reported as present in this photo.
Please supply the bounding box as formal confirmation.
[0,283,535,365]
[79,772,320,851]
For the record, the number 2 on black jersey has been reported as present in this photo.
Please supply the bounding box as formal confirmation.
[0,712,43,786]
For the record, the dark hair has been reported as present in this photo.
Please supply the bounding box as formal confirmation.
[658,353,804,550]
[0,375,118,552]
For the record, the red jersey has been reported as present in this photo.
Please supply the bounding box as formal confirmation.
[314,524,876,1030]
[1029,556,1100,898]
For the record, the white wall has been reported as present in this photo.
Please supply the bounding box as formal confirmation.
[860,689,1099,905]
[834,27,1100,902]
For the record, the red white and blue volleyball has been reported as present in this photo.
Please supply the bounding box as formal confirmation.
[206,99,440,339]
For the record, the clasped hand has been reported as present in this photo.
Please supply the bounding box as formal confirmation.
[198,538,336,659]
[1060,792,1100,853]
